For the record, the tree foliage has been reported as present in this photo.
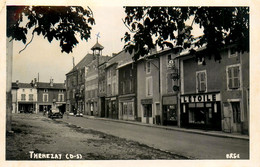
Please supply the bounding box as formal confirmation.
[7,6,95,53]
[122,7,249,61]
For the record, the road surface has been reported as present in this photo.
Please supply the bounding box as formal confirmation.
[60,116,249,159]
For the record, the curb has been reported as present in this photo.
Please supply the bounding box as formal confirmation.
[81,115,249,141]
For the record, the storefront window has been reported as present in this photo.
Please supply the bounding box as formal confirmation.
[189,109,205,124]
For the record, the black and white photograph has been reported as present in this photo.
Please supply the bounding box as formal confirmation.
[1,0,259,166]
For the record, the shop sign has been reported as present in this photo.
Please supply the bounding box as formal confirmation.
[141,99,153,104]
[111,97,116,101]
[181,93,220,103]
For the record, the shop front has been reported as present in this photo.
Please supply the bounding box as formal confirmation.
[39,104,52,113]
[119,96,135,121]
[180,92,222,130]
[141,99,153,124]
[105,97,118,119]
[18,102,36,113]
[162,95,178,126]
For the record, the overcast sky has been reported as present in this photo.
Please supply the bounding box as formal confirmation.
[12,6,128,83]
[10,5,207,84]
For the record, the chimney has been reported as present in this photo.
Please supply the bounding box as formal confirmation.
[112,53,117,57]
[50,78,53,87]
[34,78,37,87]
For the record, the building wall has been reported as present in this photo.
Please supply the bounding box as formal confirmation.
[118,63,137,121]
[17,87,38,113]
[106,64,118,97]
[17,88,38,102]
[137,58,160,124]
[11,89,18,113]
[181,47,249,134]
[160,51,180,126]
[85,60,99,116]
[183,56,222,94]
[38,89,65,103]
[66,71,78,113]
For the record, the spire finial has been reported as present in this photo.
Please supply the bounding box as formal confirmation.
[96,32,100,42]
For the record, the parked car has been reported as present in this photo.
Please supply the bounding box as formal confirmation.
[48,108,63,119]
[75,111,83,117]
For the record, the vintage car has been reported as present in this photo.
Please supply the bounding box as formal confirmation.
[48,108,63,119]
[75,111,83,117]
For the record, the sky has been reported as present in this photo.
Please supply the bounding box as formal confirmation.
[10,5,214,84]
[12,6,128,83]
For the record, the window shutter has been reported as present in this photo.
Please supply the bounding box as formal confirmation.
[228,68,232,89]
[197,73,201,91]
[167,73,172,92]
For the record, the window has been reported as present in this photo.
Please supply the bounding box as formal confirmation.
[43,94,48,102]
[167,73,173,93]
[146,61,151,74]
[196,70,207,93]
[108,84,111,95]
[198,57,205,65]
[231,102,241,123]
[229,48,238,58]
[129,79,133,93]
[21,94,26,101]
[44,89,48,93]
[146,77,153,96]
[113,67,116,76]
[168,54,172,63]
[67,91,70,99]
[113,83,116,95]
[123,103,128,115]
[227,65,240,90]
[128,102,133,115]
[29,94,33,101]
[121,82,125,94]
[123,71,126,78]
[58,94,64,102]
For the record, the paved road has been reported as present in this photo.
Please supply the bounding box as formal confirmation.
[60,116,249,159]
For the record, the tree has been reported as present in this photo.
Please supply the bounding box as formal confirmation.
[122,7,249,61]
[7,6,95,53]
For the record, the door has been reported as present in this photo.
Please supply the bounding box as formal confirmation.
[144,104,152,124]
[230,102,242,133]
[223,102,232,133]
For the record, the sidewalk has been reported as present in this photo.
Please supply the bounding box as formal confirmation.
[81,115,249,141]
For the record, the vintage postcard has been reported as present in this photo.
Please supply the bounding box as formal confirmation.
[1,0,259,167]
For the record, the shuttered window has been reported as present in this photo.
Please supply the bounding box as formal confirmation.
[29,94,33,101]
[196,71,207,92]
[167,73,173,93]
[21,94,26,101]
[227,65,240,89]
[146,77,153,96]
[43,94,48,102]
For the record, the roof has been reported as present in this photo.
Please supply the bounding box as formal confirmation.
[67,54,93,74]
[37,82,66,89]
[91,42,104,51]
[11,82,34,89]
[112,50,135,69]
[12,82,19,89]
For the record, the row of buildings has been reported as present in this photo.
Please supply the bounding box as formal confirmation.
[66,41,249,135]
[11,79,66,114]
